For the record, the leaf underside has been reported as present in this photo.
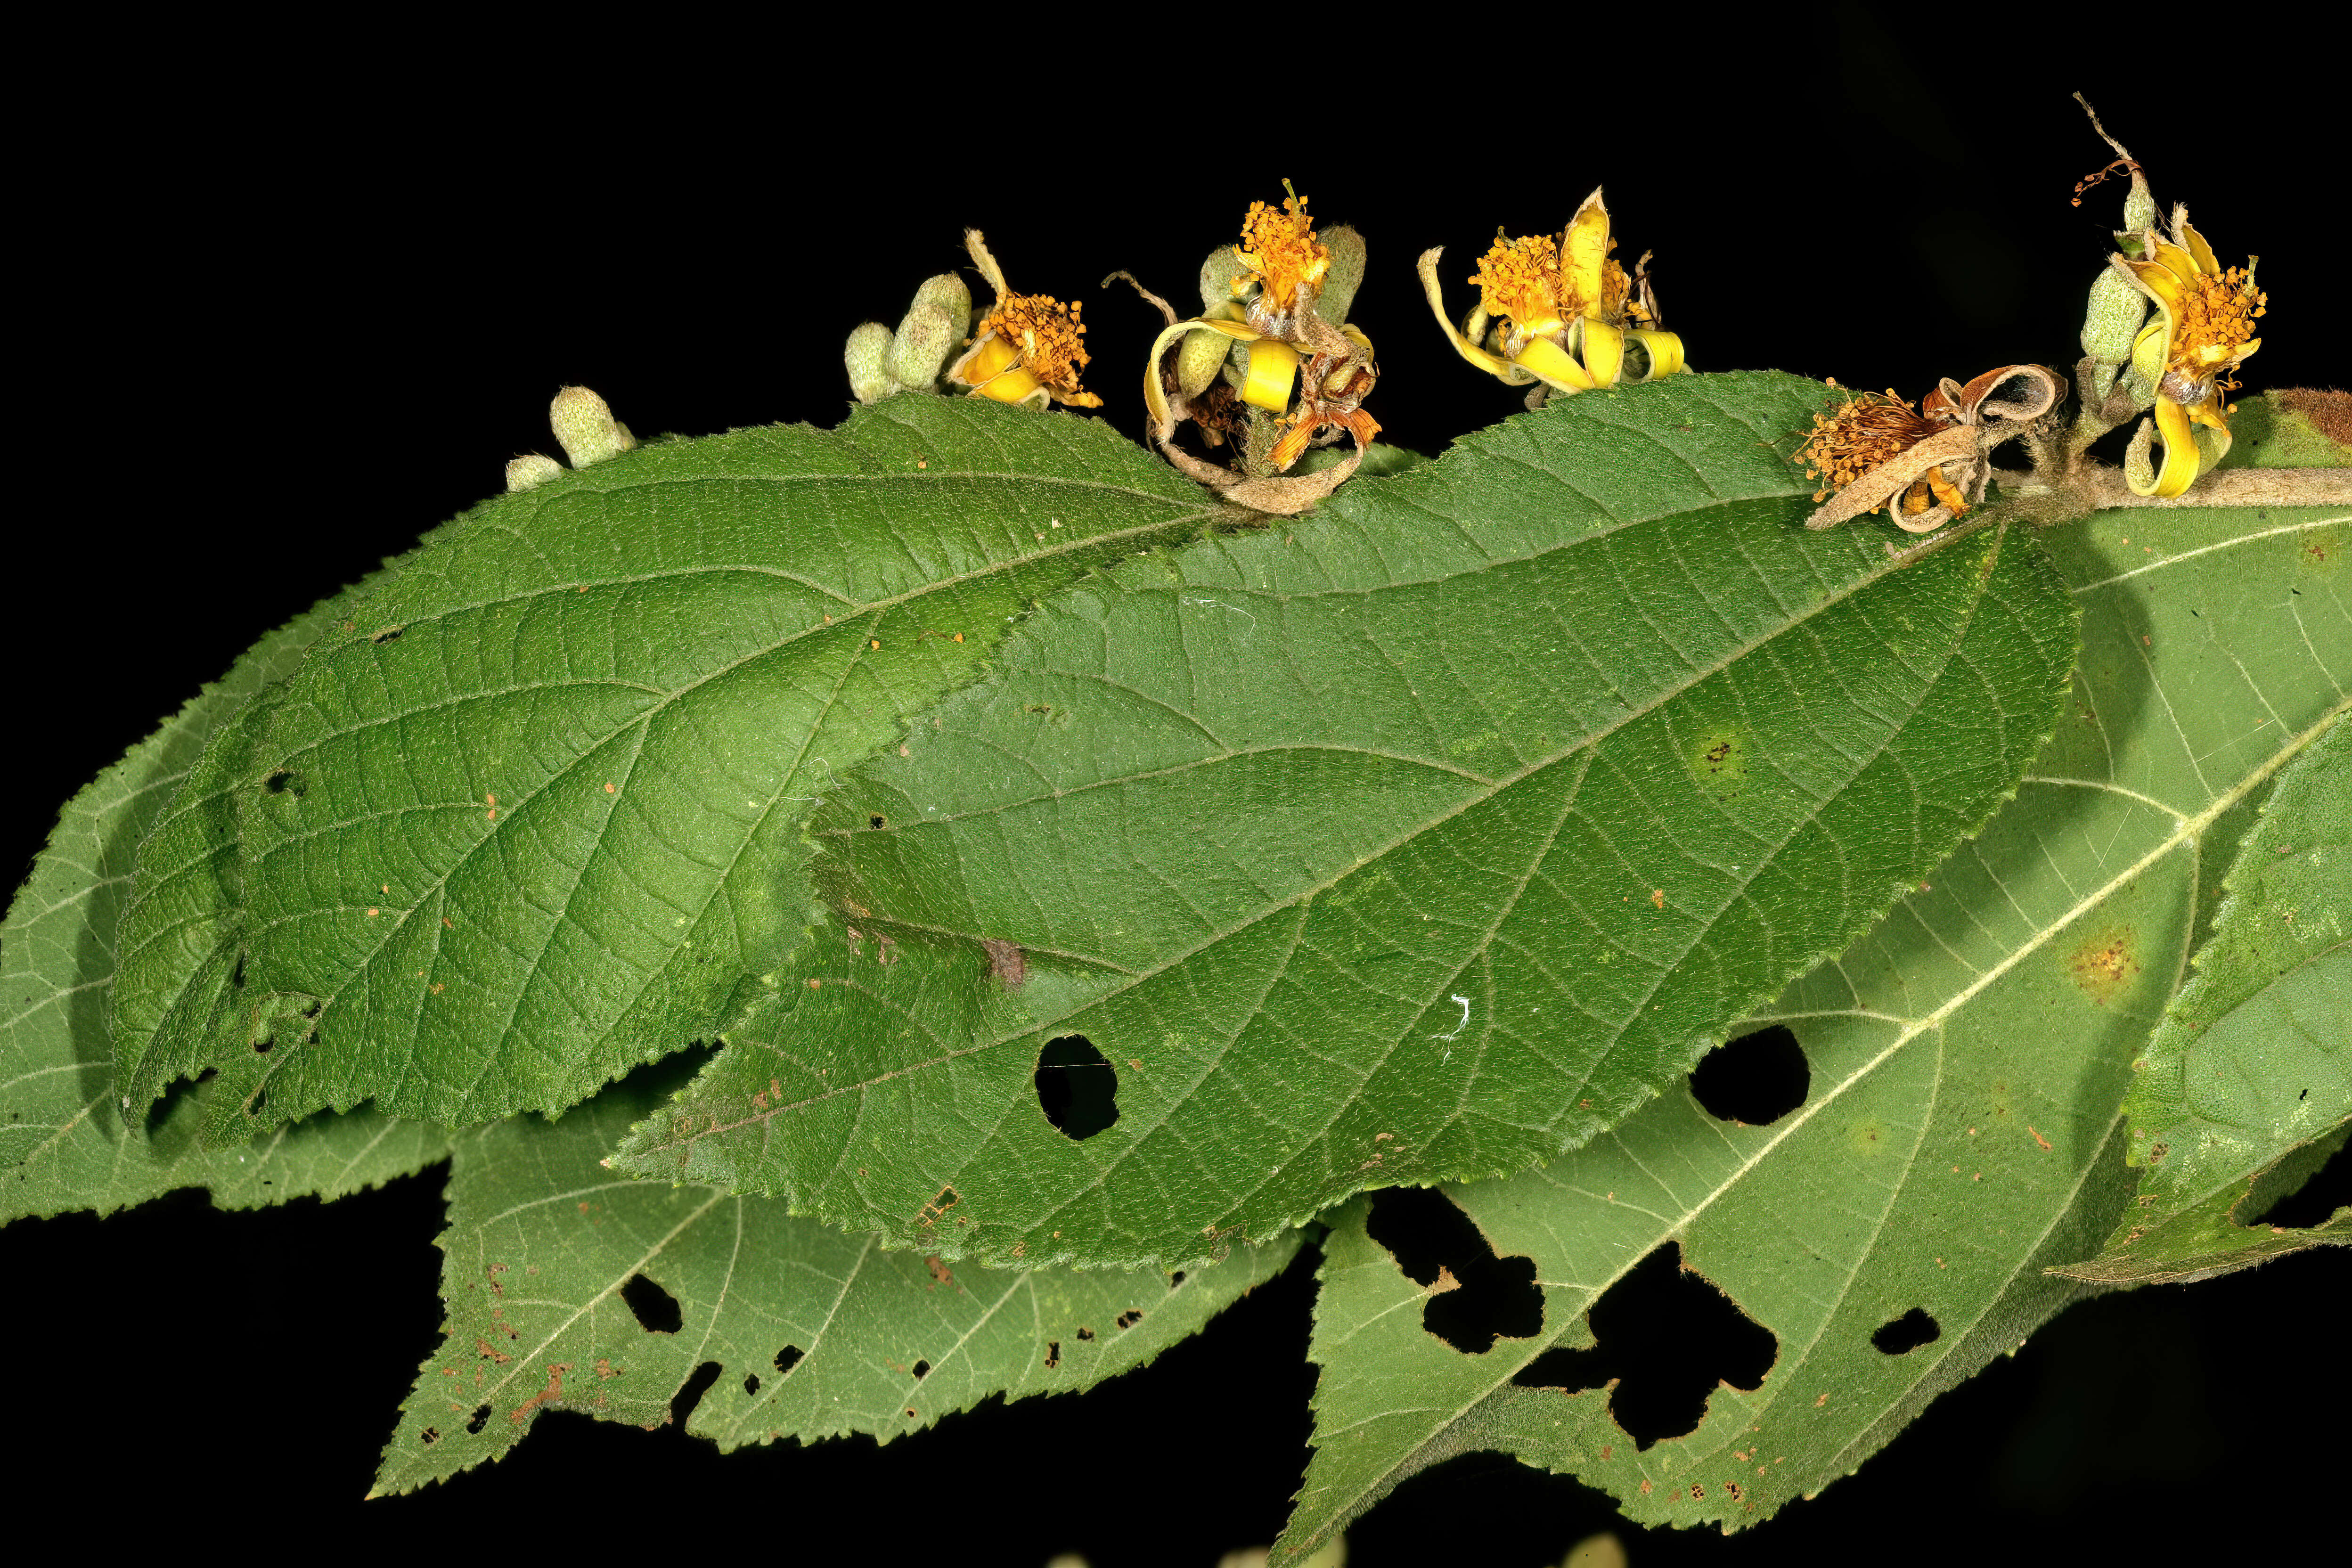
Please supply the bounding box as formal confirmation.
[1278,499,2349,1552]
[610,373,2080,1269]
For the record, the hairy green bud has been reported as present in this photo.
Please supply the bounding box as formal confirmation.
[1315,224,1367,327]
[846,321,897,404]
[549,386,637,468]
[505,453,564,492]
[888,303,958,392]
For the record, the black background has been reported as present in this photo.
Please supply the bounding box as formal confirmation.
[9,8,2344,1562]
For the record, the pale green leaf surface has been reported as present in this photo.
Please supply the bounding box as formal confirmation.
[4,598,448,1221]
[2055,715,2350,1283]
[122,398,1217,1138]
[1276,501,2349,1552]
[370,1065,1299,1495]
[611,373,2077,1269]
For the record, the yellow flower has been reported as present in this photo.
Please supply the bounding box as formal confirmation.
[946,230,1103,410]
[2114,208,2264,496]
[1418,188,1687,398]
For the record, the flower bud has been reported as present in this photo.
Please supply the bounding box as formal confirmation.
[888,302,959,391]
[549,386,637,468]
[1315,224,1367,327]
[845,321,897,404]
[911,273,972,342]
[505,453,564,492]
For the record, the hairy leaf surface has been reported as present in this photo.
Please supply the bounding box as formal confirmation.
[5,599,448,1220]
[371,1064,1299,1494]
[611,374,2078,1268]
[1277,501,2348,1551]
[2057,715,2349,1283]
[120,399,1216,1137]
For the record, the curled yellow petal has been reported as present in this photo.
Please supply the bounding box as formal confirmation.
[959,335,1040,404]
[1143,316,1258,430]
[1624,328,1685,380]
[2128,395,2204,498]
[1513,336,1596,393]
[1581,319,1624,388]
[1417,247,1533,384]
[1242,338,1301,412]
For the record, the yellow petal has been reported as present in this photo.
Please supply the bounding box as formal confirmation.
[2129,317,2172,387]
[2148,234,2202,287]
[1418,247,1535,385]
[2130,395,2203,498]
[1561,188,1611,316]
[2175,211,2220,277]
[1143,316,1259,429]
[2123,255,2188,315]
[956,335,1040,403]
[1242,338,1301,413]
[1581,319,1624,388]
[1623,328,1686,380]
[1513,335,1597,394]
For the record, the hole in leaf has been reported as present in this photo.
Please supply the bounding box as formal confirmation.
[465,1404,491,1436]
[1168,1271,1186,1289]
[911,1359,931,1380]
[742,1373,760,1396]
[869,814,887,829]
[1871,1307,1942,1356]
[1035,1034,1119,1140]
[371,626,403,645]
[1075,1326,1095,1341]
[620,1272,684,1334]
[420,1427,441,1445]
[252,1035,272,1054]
[670,1361,721,1427]
[1116,1309,1143,1331]
[1045,1341,1061,1369]
[1365,1186,1542,1355]
[262,768,303,798]
[1511,1241,1776,1449]
[2245,1131,2352,1229]
[774,1345,804,1376]
[1689,1025,1808,1125]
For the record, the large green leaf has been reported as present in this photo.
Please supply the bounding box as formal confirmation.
[1276,501,2348,1552]
[608,373,2079,1269]
[2055,715,2350,1283]
[4,597,448,1221]
[116,398,1217,1138]
[370,1063,1300,1495]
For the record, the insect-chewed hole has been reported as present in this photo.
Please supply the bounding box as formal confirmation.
[869,813,887,829]
[1689,1025,1809,1126]
[911,1359,931,1380]
[2245,1127,2352,1228]
[670,1361,722,1426]
[774,1345,805,1376]
[742,1372,761,1396]
[620,1272,684,1334]
[1871,1307,1942,1356]
[465,1403,491,1436]
[370,625,403,645]
[1035,1034,1119,1140]
[1365,1186,1543,1355]
[262,768,304,798]
[1168,1271,1187,1289]
[1116,1309,1143,1331]
[1044,1340,1061,1369]
[1511,1241,1777,1450]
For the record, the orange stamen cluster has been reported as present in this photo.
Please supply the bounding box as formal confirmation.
[2173,266,2266,377]
[982,292,1098,403]
[1795,390,1936,506]
[1471,234,1569,327]
[1235,189,1330,310]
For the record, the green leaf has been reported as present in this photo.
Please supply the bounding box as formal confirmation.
[1275,499,2348,1552]
[5,597,449,1221]
[120,398,1217,1138]
[2053,715,2350,1284]
[609,373,2079,1269]
[369,1062,1301,1495]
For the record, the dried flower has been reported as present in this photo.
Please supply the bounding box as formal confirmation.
[947,231,1102,410]
[1796,367,2063,534]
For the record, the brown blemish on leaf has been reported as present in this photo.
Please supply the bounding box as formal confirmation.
[475,1337,512,1364]
[596,1358,619,1379]
[2066,925,2141,1004]
[2278,387,2352,447]
[2029,1125,2053,1151]
[1640,1479,1652,1495]
[512,1362,573,1425]
[982,938,1027,989]
[1426,1266,1462,1297]
[1651,889,1666,910]
[924,1255,957,1292]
